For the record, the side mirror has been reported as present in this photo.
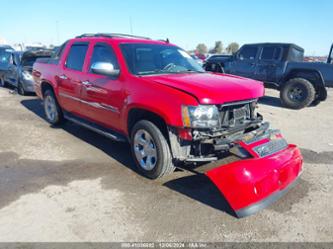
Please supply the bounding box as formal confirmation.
[91,62,120,77]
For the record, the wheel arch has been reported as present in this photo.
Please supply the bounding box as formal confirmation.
[282,69,327,101]
[127,107,170,141]
[40,81,55,98]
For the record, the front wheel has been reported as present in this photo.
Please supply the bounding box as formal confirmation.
[17,82,26,96]
[280,78,315,109]
[131,120,175,179]
[0,77,6,87]
[43,89,64,125]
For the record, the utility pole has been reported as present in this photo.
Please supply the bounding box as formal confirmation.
[129,16,133,34]
[56,20,60,45]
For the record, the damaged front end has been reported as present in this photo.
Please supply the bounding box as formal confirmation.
[169,99,303,217]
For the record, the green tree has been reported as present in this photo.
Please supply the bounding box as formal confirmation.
[196,43,208,54]
[210,41,223,54]
[226,42,240,54]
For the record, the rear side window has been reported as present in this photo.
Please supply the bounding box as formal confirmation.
[89,43,119,72]
[239,46,258,60]
[260,47,282,60]
[53,42,67,60]
[65,43,88,71]
[205,62,223,73]
[289,48,304,61]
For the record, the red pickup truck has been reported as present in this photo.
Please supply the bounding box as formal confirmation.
[33,33,303,217]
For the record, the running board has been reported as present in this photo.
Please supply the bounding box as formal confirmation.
[64,112,127,142]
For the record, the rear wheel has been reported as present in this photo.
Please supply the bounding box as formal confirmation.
[280,78,315,109]
[17,82,26,96]
[0,77,6,87]
[131,120,175,179]
[43,89,64,125]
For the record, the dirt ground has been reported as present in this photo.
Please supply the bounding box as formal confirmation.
[0,87,332,242]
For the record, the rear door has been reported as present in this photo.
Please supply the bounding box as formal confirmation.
[57,42,89,114]
[79,42,124,131]
[5,53,18,86]
[255,46,282,82]
[229,45,259,78]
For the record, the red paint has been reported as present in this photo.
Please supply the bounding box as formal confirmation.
[33,35,302,214]
[33,36,264,135]
[206,144,303,211]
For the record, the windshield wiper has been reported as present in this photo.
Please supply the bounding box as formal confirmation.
[137,69,205,76]
[173,69,205,74]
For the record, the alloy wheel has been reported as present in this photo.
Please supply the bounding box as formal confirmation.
[44,95,57,122]
[288,86,305,102]
[133,129,158,171]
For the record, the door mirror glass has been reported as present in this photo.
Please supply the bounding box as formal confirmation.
[91,62,120,77]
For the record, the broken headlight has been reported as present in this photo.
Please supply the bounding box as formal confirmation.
[182,105,220,128]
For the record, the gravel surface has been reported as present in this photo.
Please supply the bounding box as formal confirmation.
[0,87,332,242]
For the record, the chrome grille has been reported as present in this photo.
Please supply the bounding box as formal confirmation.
[219,100,255,127]
[253,139,288,157]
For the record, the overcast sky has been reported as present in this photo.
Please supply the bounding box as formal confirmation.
[0,0,332,55]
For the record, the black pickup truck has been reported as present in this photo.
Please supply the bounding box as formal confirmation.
[204,43,333,109]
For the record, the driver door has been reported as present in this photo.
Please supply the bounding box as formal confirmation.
[79,42,124,131]
[5,53,18,86]
[230,46,259,79]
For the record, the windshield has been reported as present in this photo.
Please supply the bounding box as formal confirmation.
[22,56,49,67]
[120,43,204,75]
[0,50,11,65]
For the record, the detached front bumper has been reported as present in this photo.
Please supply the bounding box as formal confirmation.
[205,135,303,218]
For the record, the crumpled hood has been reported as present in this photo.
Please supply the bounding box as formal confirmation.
[145,73,264,104]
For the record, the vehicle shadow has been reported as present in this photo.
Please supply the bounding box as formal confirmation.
[258,95,283,108]
[163,173,237,217]
[20,98,237,217]
[20,98,136,171]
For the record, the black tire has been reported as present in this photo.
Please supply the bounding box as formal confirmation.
[43,89,64,125]
[280,78,316,109]
[0,77,6,88]
[17,82,26,96]
[310,98,321,107]
[130,120,175,179]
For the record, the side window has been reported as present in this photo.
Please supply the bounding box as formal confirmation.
[65,43,88,71]
[260,47,282,60]
[239,46,258,60]
[205,62,223,73]
[53,42,67,60]
[14,54,20,66]
[289,48,304,61]
[9,53,14,65]
[89,43,119,73]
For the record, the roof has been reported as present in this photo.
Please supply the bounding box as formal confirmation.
[73,33,172,45]
[243,43,304,51]
[22,49,52,58]
[0,45,13,49]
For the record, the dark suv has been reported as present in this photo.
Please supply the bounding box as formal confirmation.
[204,43,333,109]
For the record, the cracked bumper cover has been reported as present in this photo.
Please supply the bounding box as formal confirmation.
[205,137,303,217]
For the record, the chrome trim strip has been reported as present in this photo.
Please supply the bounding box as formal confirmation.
[221,99,257,107]
[59,92,80,102]
[59,92,120,113]
[253,138,289,158]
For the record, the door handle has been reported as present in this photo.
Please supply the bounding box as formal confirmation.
[81,80,92,87]
[59,75,68,80]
